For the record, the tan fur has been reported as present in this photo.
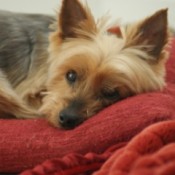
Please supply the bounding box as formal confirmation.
[41,1,169,128]
[0,0,170,129]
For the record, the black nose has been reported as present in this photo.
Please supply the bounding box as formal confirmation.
[59,109,82,129]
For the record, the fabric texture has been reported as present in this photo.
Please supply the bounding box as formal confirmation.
[94,120,175,175]
[21,121,175,175]
[0,38,174,174]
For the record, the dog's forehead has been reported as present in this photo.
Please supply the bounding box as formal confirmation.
[57,33,125,65]
[93,33,125,55]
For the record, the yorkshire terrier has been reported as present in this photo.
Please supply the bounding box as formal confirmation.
[0,0,169,129]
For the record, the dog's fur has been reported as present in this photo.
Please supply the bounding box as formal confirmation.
[0,0,169,129]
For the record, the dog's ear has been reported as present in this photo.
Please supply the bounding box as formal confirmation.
[125,9,168,59]
[59,0,95,39]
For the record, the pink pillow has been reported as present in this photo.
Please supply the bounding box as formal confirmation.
[0,38,175,173]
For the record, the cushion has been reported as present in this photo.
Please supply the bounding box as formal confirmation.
[0,38,175,173]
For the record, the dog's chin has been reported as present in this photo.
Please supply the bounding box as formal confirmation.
[59,120,84,130]
[51,118,85,130]
[40,111,85,129]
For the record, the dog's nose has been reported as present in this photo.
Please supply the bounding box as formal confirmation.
[59,109,82,129]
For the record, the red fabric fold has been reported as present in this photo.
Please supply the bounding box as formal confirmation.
[21,120,175,175]
[21,143,126,175]
[94,121,175,175]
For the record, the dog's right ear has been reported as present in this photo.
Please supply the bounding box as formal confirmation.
[124,9,168,60]
[59,0,96,39]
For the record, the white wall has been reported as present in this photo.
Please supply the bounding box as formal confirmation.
[0,0,174,28]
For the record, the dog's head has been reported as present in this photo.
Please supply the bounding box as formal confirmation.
[40,0,169,129]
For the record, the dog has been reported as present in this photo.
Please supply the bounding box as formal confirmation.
[0,0,170,129]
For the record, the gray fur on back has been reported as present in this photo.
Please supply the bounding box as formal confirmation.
[0,10,53,86]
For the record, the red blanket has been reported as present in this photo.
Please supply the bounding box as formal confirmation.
[0,38,175,175]
[21,121,175,175]
[95,121,175,175]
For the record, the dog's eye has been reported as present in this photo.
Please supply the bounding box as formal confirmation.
[66,70,77,83]
[102,89,120,100]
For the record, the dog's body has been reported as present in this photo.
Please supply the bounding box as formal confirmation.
[0,11,53,95]
[0,11,53,118]
[0,0,170,129]
[0,11,52,86]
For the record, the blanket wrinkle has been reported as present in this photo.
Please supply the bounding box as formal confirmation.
[94,121,175,175]
[132,144,175,169]
[20,146,117,175]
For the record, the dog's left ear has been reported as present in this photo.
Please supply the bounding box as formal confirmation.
[125,9,168,59]
[59,0,96,39]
